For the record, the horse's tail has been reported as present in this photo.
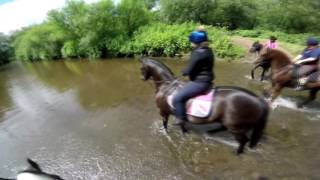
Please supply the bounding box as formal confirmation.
[249,98,269,148]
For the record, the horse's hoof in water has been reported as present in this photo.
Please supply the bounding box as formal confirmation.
[181,128,188,134]
[249,143,256,149]
[296,102,305,108]
[179,124,188,134]
[236,149,244,155]
[159,127,168,133]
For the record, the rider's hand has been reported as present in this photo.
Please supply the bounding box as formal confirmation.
[295,60,302,64]
[293,54,302,62]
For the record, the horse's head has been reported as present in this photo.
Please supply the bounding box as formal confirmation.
[250,41,263,53]
[139,58,175,82]
[0,158,64,180]
[254,48,272,65]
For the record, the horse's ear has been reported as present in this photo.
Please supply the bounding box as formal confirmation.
[27,158,42,172]
[137,55,146,64]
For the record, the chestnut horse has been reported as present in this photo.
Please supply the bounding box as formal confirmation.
[255,48,320,107]
[140,58,269,154]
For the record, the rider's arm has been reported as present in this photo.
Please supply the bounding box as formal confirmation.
[295,57,317,64]
[182,51,201,76]
[295,49,320,64]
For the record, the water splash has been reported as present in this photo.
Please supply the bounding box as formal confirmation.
[204,134,238,148]
[272,97,298,110]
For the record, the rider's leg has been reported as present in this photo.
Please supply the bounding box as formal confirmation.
[270,84,283,102]
[297,65,318,77]
[305,82,320,89]
[293,65,318,90]
[173,81,211,124]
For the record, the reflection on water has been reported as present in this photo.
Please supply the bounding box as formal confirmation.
[0,59,319,179]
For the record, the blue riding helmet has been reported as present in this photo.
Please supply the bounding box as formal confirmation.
[189,31,208,44]
[306,37,319,46]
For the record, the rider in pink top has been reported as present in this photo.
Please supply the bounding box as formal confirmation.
[265,36,278,49]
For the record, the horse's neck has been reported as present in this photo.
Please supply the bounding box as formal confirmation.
[272,57,292,69]
[151,70,174,92]
[158,80,184,97]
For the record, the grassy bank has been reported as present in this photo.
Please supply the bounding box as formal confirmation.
[232,29,320,55]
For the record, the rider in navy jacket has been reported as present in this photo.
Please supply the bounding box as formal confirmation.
[182,45,214,82]
[173,28,214,125]
[293,37,320,89]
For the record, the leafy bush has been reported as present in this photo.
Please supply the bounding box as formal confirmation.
[122,23,245,58]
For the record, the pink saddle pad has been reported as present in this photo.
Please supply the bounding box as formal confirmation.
[167,90,214,118]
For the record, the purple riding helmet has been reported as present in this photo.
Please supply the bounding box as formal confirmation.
[306,37,319,46]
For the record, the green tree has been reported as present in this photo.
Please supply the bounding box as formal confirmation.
[12,23,66,61]
[47,0,89,57]
[144,0,158,10]
[160,0,216,24]
[0,33,12,64]
[210,0,257,30]
[80,0,118,58]
[117,0,151,36]
[256,0,320,33]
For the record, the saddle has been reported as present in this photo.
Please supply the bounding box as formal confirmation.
[292,64,319,86]
[167,90,215,118]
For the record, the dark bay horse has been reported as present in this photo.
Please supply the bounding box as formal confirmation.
[251,59,271,81]
[250,42,270,81]
[140,58,269,154]
[250,41,263,55]
[256,48,320,107]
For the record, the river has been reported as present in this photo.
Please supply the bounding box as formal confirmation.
[0,59,319,179]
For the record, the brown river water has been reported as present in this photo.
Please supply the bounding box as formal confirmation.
[0,59,319,179]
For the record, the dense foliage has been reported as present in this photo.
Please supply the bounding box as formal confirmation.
[159,0,320,33]
[4,0,320,62]
[0,33,12,64]
[10,0,244,61]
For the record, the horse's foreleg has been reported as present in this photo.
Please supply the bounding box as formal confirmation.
[180,123,188,134]
[162,117,168,132]
[234,133,249,155]
[161,113,169,132]
[251,65,260,79]
[260,68,267,81]
[270,84,283,102]
[297,88,318,108]
[263,83,273,97]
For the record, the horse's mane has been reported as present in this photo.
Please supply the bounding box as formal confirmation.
[216,86,258,97]
[143,58,175,77]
